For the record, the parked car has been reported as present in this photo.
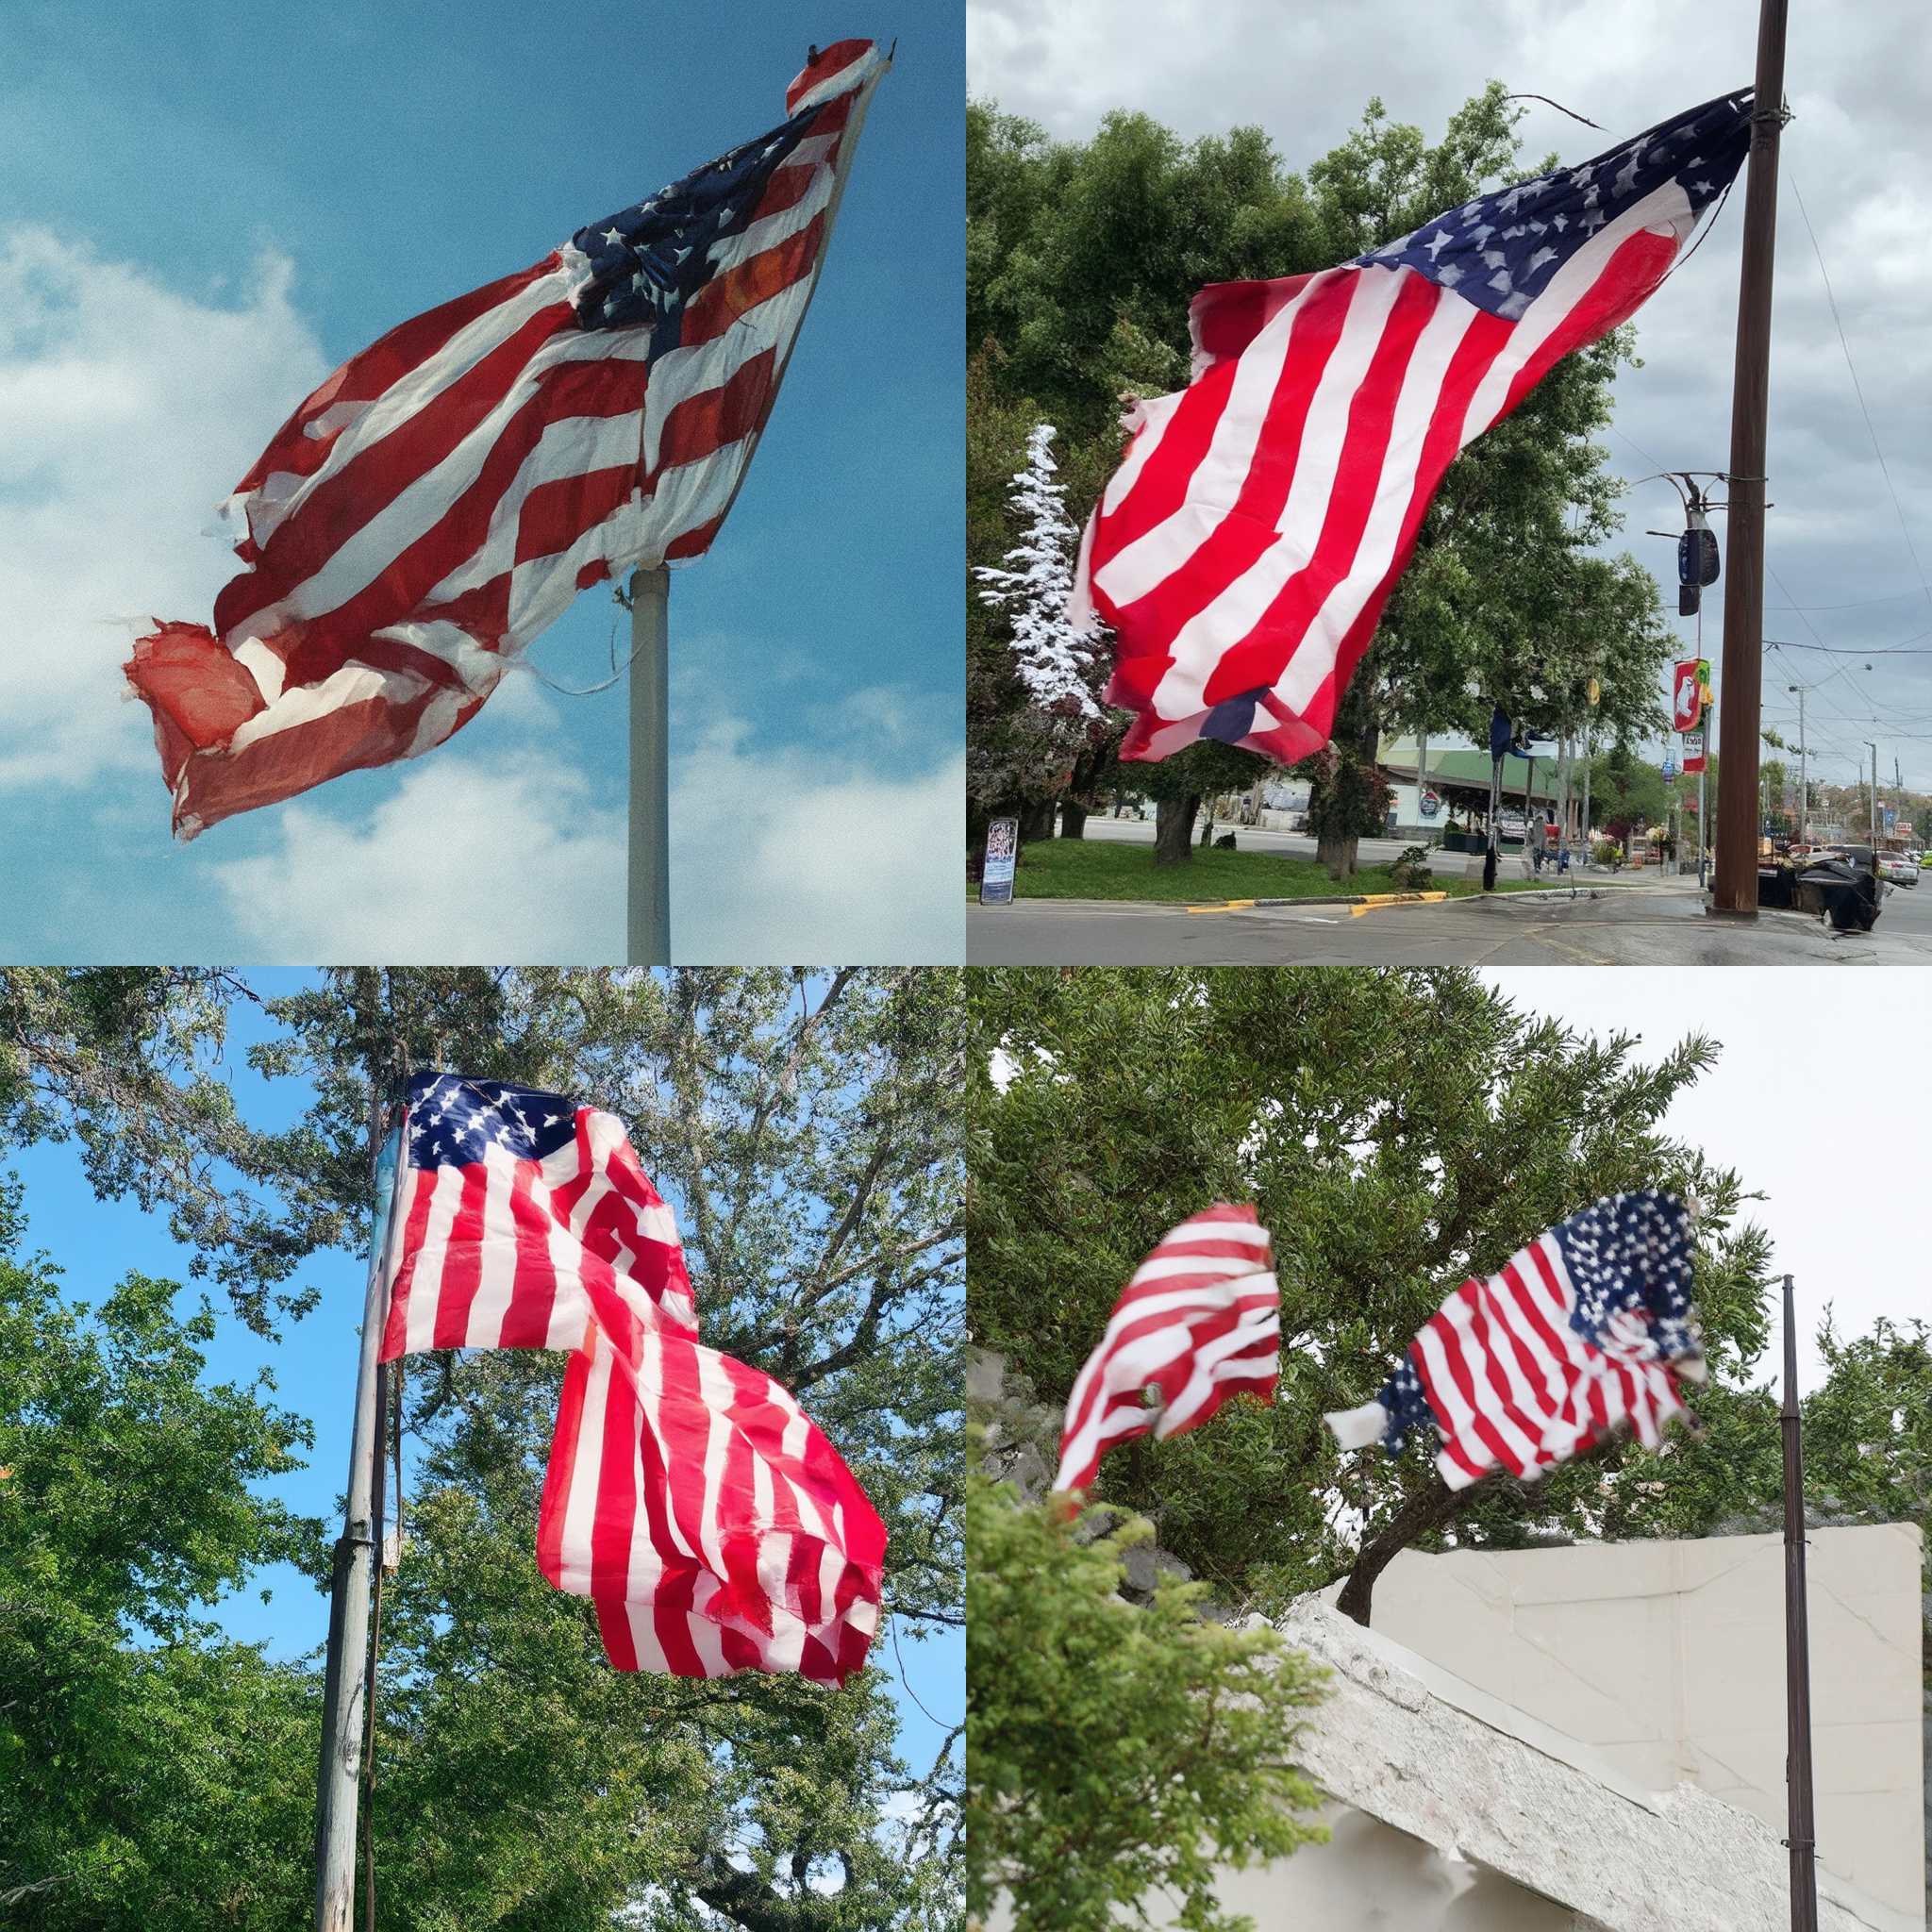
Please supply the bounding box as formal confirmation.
[1880,852,1919,887]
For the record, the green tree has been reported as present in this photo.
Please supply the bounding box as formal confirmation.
[0,969,965,1931]
[965,1474,1327,1932]
[965,967,1774,1620]
[0,1191,321,1927]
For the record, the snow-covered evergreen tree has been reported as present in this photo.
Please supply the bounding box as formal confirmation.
[974,423,1105,721]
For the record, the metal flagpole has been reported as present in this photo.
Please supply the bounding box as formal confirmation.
[1781,1273,1820,1932]
[619,46,891,970]
[626,565,672,966]
[312,1090,407,1932]
[1711,0,1790,914]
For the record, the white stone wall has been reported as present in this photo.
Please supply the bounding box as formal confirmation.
[1363,1526,1925,1923]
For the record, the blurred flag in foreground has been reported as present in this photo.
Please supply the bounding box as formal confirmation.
[1324,1190,1703,1491]
[125,40,888,840]
[381,1070,885,1683]
[1053,1205,1280,1494]
[1073,92,1752,764]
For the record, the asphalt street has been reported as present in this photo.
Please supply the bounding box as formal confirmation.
[969,875,1932,966]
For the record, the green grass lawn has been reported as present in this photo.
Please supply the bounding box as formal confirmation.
[970,836,1543,904]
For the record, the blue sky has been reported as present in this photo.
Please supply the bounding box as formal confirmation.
[0,5,963,963]
[6,970,961,1784]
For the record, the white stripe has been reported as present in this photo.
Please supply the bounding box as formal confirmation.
[1154,1307,1281,1436]
[553,1339,610,1594]
[234,326,651,641]
[403,1163,465,1355]
[245,265,577,550]
[1458,175,1693,446]
[219,658,431,757]
[1098,267,1388,615]
[423,407,650,606]
[1271,290,1482,710]
[1100,389,1187,518]
[1129,1251,1273,1285]
[1150,1216,1271,1251]
[462,1147,519,1349]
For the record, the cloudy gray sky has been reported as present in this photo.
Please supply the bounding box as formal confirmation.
[970,0,1932,795]
[1483,967,1927,1392]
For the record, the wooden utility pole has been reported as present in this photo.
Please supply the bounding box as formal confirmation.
[1711,0,1790,914]
[1780,1274,1819,1932]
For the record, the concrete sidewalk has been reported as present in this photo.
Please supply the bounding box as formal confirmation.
[968,877,1932,966]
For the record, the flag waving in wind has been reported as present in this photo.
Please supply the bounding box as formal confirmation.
[379,1071,886,1684]
[1324,1190,1704,1491]
[125,41,888,841]
[1053,1205,1280,1494]
[1074,92,1753,764]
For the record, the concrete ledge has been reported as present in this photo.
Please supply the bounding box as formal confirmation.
[1274,1598,1915,1932]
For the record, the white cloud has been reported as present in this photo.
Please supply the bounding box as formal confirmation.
[0,225,329,789]
[208,731,627,963]
[671,708,964,962]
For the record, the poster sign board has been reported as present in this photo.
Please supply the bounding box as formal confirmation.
[980,817,1019,905]
[1681,727,1706,775]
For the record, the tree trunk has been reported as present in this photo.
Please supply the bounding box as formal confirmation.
[1153,793,1199,865]
[1317,822,1354,878]
[1333,1477,1475,1626]
[1059,800,1089,840]
[1019,798,1056,842]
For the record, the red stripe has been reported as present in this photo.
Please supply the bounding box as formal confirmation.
[216,294,575,640]
[650,347,775,480]
[680,212,824,348]
[231,259,558,501]
[431,1162,489,1348]
[493,1160,557,1348]
[377,1169,437,1362]
[536,1345,591,1585]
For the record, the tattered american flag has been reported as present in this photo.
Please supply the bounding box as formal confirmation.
[1073,91,1753,763]
[379,1071,885,1683]
[1324,1190,1703,1491]
[125,40,888,840]
[1053,1205,1280,1494]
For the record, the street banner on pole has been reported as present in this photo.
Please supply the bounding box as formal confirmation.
[980,818,1019,905]
[125,41,891,840]
[1673,658,1709,733]
[1682,727,1707,774]
[1074,92,1752,765]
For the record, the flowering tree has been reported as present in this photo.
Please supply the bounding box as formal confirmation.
[974,424,1113,841]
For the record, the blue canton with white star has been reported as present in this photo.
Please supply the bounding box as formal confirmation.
[1356,90,1753,321]
[569,96,828,358]
[1550,1188,1697,1359]
[404,1070,578,1168]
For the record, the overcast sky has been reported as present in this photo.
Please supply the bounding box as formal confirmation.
[1483,967,1927,1392]
[969,0,1932,795]
[0,4,962,963]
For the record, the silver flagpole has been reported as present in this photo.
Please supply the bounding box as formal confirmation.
[312,1092,406,1932]
[626,564,673,966]
[619,47,891,969]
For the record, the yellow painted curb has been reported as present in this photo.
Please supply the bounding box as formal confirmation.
[1349,891,1449,917]
[1186,899,1256,913]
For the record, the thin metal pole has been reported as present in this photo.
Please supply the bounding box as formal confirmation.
[1581,716,1591,858]
[1781,1274,1819,1932]
[312,1102,405,1932]
[625,565,672,966]
[1795,687,1807,840]
[1712,0,1790,914]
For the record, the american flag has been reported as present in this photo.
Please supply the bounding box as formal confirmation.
[1073,92,1753,764]
[125,40,888,840]
[378,1070,886,1682]
[1053,1205,1279,1494]
[1324,1190,1703,1491]
[537,1305,885,1683]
